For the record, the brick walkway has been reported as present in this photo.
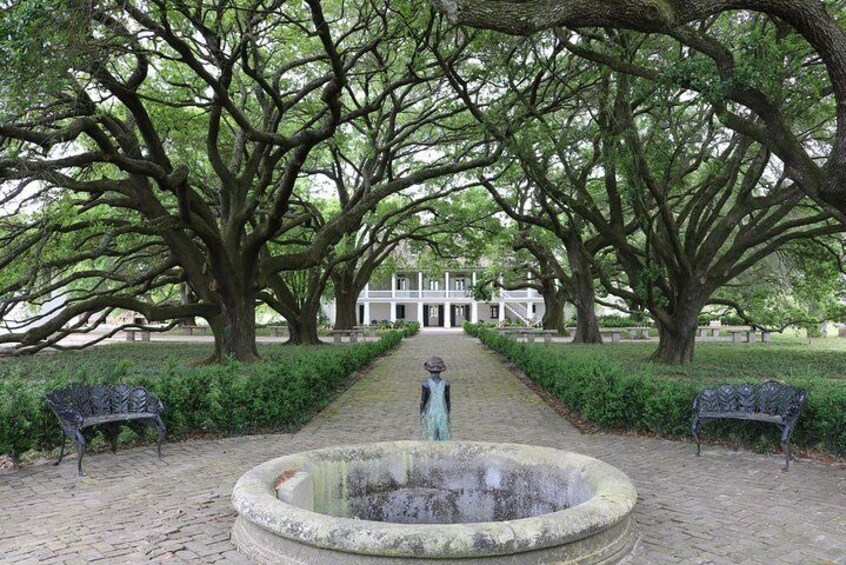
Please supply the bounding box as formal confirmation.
[1,331,844,564]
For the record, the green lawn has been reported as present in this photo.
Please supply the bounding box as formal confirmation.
[557,336,846,383]
[0,342,310,382]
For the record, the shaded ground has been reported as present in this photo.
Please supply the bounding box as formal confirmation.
[1,330,844,564]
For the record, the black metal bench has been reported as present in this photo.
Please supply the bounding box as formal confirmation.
[46,384,166,477]
[692,380,806,471]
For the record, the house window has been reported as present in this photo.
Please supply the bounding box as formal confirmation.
[490,305,499,318]
[454,278,465,290]
[397,278,407,290]
[429,280,440,291]
[429,305,439,318]
[396,304,406,319]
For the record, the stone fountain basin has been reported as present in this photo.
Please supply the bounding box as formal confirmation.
[231,441,637,564]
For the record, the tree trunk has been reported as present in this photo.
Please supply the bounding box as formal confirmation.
[572,296,603,344]
[206,292,259,362]
[541,291,567,334]
[650,299,702,365]
[566,234,602,344]
[334,286,359,330]
[178,282,197,327]
[650,323,696,365]
[286,312,323,345]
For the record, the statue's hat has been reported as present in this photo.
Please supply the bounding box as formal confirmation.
[424,356,446,372]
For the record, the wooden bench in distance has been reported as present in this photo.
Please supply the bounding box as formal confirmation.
[124,329,151,342]
[698,326,721,338]
[354,325,377,338]
[626,327,650,339]
[600,329,623,343]
[268,325,288,337]
[728,329,754,343]
[181,325,210,336]
[496,328,524,339]
[331,329,364,344]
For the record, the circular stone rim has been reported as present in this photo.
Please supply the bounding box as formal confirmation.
[231,441,637,559]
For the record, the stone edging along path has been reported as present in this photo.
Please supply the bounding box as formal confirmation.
[0,331,843,563]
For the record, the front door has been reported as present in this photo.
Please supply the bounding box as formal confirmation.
[451,304,468,327]
[423,304,444,327]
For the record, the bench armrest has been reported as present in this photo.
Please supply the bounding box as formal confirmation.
[146,390,165,414]
[46,402,84,427]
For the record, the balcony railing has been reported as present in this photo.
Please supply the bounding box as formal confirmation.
[359,288,541,300]
[360,289,472,299]
[499,289,542,299]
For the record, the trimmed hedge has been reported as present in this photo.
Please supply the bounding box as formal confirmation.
[596,315,649,328]
[400,321,421,337]
[0,331,403,459]
[463,322,846,456]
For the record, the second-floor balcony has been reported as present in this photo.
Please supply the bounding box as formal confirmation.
[360,288,541,300]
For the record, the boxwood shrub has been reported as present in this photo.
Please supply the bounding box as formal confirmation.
[0,331,403,459]
[463,322,845,456]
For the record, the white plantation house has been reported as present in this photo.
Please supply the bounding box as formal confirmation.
[329,269,553,328]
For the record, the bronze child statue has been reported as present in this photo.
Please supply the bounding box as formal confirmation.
[420,356,451,440]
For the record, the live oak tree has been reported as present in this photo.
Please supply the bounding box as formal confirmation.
[430,0,846,218]
[0,0,356,360]
[709,237,846,335]
[0,1,495,360]
[446,18,845,362]
[508,229,572,334]
[592,66,843,364]
[260,13,500,339]
[437,33,619,342]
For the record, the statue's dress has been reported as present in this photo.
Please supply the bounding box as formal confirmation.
[421,377,450,440]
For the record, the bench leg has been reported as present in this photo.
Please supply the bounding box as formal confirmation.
[781,426,794,472]
[73,430,87,477]
[692,418,702,457]
[104,423,120,454]
[53,436,67,466]
[142,416,167,459]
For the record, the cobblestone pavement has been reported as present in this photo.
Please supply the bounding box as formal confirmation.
[1,331,844,564]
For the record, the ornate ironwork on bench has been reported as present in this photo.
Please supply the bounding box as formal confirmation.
[46,384,166,477]
[692,380,806,471]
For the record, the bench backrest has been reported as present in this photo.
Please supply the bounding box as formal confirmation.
[693,380,806,422]
[47,384,163,417]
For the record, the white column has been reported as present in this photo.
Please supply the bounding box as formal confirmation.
[390,301,397,323]
[332,298,337,325]
[526,302,533,326]
[498,301,505,322]
[391,274,397,299]
[363,282,369,299]
[445,272,450,298]
[363,302,371,325]
[418,271,424,298]
[470,271,478,323]
[445,303,452,328]
[417,302,424,325]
